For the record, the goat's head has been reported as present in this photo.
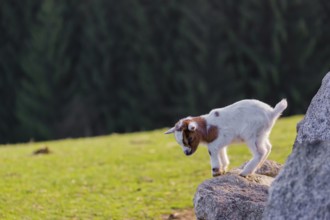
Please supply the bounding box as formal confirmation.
[165,117,204,156]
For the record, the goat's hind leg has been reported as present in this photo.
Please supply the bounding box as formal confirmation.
[257,138,272,169]
[240,138,268,177]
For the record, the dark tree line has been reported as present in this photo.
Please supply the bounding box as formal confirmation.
[0,0,329,144]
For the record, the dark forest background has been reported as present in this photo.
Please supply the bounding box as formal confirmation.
[1,0,330,144]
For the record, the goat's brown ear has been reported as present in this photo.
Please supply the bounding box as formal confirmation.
[164,127,176,134]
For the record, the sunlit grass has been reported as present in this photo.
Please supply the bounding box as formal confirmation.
[0,115,302,219]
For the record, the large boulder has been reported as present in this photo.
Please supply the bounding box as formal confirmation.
[263,141,330,220]
[194,160,281,220]
[263,72,330,220]
[296,72,330,144]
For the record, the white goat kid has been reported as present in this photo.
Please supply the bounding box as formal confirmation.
[165,99,287,177]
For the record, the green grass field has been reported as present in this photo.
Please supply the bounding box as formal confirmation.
[0,116,302,220]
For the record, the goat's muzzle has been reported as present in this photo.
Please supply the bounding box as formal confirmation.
[184,149,193,156]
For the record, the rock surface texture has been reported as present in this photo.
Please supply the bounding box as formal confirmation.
[194,160,281,220]
[263,72,330,220]
[296,72,330,144]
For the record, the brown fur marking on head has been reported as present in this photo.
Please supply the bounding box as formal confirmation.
[178,117,219,152]
[188,117,219,144]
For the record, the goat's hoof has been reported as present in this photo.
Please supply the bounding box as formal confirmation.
[212,168,219,177]
[239,172,248,178]
[212,169,225,177]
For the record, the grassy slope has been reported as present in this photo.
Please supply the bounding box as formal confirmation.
[0,116,302,219]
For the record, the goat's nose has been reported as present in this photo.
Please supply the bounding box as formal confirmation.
[184,149,192,156]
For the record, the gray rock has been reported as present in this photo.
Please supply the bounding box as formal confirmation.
[263,141,330,220]
[194,160,281,220]
[263,72,330,220]
[296,72,330,144]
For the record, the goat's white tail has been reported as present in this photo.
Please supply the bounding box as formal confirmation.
[272,99,288,120]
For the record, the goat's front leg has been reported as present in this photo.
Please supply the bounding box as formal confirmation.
[208,144,229,177]
[209,149,222,177]
[219,147,229,173]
